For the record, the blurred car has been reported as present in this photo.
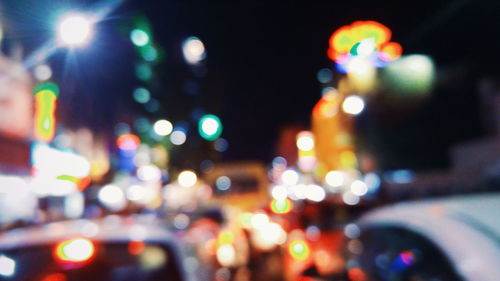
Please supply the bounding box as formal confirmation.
[347,192,500,281]
[0,215,201,281]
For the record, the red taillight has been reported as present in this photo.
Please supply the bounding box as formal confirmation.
[40,273,67,281]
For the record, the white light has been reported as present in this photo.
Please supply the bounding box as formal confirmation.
[201,118,219,136]
[153,120,173,136]
[62,238,94,261]
[288,184,307,200]
[64,192,84,219]
[33,64,52,81]
[304,184,326,202]
[325,171,344,187]
[296,131,314,151]
[281,169,299,185]
[127,185,146,201]
[350,180,368,196]
[271,185,288,200]
[216,244,236,267]
[364,173,381,193]
[137,164,162,182]
[0,255,15,277]
[344,223,361,239]
[342,95,365,115]
[178,170,197,187]
[342,191,360,206]
[182,37,206,64]
[57,14,93,46]
[173,213,190,230]
[356,38,376,57]
[346,57,372,75]
[170,130,187,145]
[251,213,270,229]
[98,184,126,211]
[252,223,287,250]
[216,176,231,191]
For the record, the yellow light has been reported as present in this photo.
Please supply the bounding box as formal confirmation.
[340,151,358,168]
[218,231,235,245]
[54,238,95,263]
[34,90,57,142]
[289,240,310,261]
[178,170,197,187]
[270,199,293,214]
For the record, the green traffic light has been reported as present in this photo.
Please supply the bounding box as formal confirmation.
[198,114,222,141]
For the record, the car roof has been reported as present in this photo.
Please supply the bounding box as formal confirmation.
[357,192,500,281]
[0,215,178,250]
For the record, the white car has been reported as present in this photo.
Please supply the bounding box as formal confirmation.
[351,193,500,281]
[0,215,202,281]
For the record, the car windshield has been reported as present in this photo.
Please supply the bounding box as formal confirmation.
[0,241,183,281]
[356,227,464,281]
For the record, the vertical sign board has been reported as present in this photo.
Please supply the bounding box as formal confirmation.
[0,54,33,173]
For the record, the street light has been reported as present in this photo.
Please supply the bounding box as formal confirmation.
[57,14,94,47]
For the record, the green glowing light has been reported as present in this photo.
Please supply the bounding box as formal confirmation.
[130,29,150,47]
[198,114,222,141]
[34,82,60,97]
[133,87,151,104]
[136,63,153,81]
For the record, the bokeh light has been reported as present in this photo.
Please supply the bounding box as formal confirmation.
[214,138,228,152]
[98,184,126,211]
[170,130,187,145]
[178,170,197,187]
[270,198,293,214]
[116,134,140,151]
[342,95,365,115]
[57,14,93,47]
[350,180,368,196]
[153,120,173,136]
[54,238,95,263]
[0,255,15,277]
[216,176,231,191]
[296,131,315,151]
[130,29,150,47]
[133,87,151,104]
[271,185,288,200]
[182,36,206,64]
[281,169,299,185]
[289,240,311,261]
[325,171,344,187]
[33,64,52,81]
[198,114,222,141]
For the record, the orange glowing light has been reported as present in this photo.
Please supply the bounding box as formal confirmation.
[348,267,367,281]
[116,134,140,150]
[128,240,145,255]
[41,273,67,281]
[54,238,95,263]
[312,93,340,118]
[328,20,400,63]
[380,42,402,61]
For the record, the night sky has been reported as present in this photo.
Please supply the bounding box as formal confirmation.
[3,0,499,171]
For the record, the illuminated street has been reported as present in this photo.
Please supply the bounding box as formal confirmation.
[0,1,499,281]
